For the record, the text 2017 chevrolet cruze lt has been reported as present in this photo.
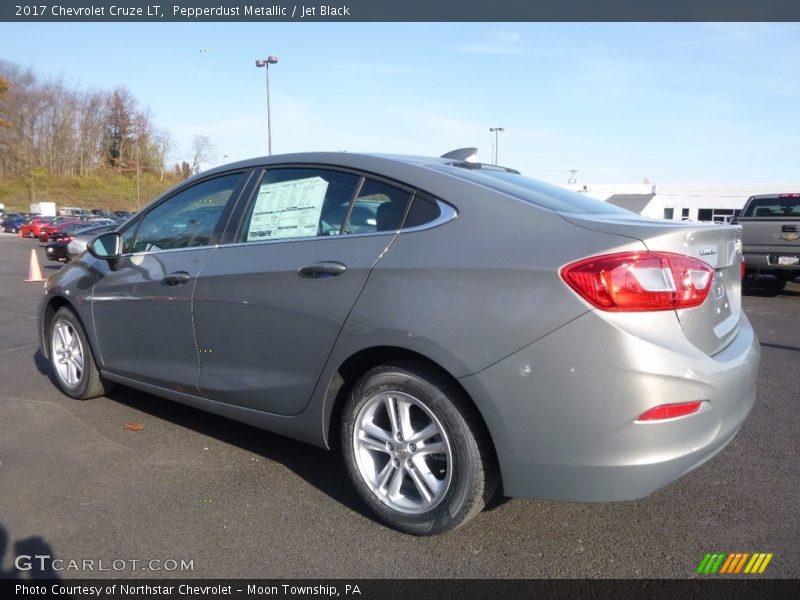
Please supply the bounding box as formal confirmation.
[39,151,760,535]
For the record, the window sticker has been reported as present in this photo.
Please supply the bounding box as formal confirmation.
[248,176,329,241]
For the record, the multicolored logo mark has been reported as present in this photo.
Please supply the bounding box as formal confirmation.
[697,552,773,575]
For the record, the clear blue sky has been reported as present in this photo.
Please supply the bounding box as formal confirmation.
[2,22,799,184]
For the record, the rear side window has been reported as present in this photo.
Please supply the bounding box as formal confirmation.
[438,166,631,215]
[743,196,800,217]
[404,196,442,228]
[238,168,446,241]
[347,179,411,234]
[241,168,361,241]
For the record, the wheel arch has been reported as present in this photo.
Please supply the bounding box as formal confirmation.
[41,296,91,360]
[321,345,502,490]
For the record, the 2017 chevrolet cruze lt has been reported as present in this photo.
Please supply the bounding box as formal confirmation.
[39,151,760,535]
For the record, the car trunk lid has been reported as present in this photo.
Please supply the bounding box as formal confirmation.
[561,213,743,356]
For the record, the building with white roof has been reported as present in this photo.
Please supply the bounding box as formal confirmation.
[562,182,800,223]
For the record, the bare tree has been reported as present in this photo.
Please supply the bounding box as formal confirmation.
[104,86,136,172]
[174,160,192,179]
[152,128,175,181]
[190,135,214,174]
[0,59,176,182]
[77,90,109,176]
[0,75,9,130]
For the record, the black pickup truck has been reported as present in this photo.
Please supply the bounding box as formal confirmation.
[735,193,800,290]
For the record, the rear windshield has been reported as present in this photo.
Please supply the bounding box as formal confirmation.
[743,196,800,217]
[438,166,632,215]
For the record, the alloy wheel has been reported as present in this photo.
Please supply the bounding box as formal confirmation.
[51,318,85,389]
[352,390,453,514]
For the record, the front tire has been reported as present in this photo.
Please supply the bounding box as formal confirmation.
[49,307,112,399]
[341,363,497,535]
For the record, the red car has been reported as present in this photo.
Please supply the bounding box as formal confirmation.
[38,220,82,243]
[20,217,56,239]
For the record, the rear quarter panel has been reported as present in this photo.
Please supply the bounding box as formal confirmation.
[328,185,647,379]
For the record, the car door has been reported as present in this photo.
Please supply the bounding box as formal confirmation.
[90,172,246,390]
[193,167,412,415]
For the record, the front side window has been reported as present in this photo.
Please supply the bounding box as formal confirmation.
[121,217,141,254]
[130,174,241,253]
[241,168,361,242]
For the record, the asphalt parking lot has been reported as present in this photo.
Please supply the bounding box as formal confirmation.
[0,233,797,579]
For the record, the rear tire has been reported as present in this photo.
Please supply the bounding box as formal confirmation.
[341,362,497,535]
[49,307,112,399]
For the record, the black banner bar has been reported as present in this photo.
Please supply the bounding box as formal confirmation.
[2,0,800,22]
[2,579,799,600]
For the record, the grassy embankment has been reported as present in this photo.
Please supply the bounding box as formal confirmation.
[0,171,184,212]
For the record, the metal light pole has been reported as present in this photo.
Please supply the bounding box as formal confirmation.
[135,142,141,211]
[489,127,504,165]
[255,56,279,155]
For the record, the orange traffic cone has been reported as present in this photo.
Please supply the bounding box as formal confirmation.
[25,249,45,282]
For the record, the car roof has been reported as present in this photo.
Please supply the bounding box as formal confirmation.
[186,151,520,199]
[199,151,455,176]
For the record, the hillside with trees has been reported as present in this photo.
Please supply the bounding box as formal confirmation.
[0,60,209,212]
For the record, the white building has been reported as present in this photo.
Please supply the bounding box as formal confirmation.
[562,183,800,223]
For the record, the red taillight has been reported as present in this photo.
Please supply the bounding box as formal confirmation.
[561,251,714,312]
[636,401,703,422]
[741,257,746,280]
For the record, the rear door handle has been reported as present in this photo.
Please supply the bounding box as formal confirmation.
[161,271,191,286]
[297,261,347,279]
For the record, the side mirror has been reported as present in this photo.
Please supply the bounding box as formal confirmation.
[88,231,122,260]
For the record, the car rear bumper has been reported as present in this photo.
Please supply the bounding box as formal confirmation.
[459,310,760,502]
[46,246,68,261]
[744,249,800,276]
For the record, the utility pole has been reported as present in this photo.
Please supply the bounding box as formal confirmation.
[489,127,505,165]
[255,56,279,155]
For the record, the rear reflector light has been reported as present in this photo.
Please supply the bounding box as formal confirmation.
[636,401,703,422]
[741,258,746,280]
[561,251,714,311]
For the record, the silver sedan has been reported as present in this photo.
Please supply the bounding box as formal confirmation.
[38,151,759,535]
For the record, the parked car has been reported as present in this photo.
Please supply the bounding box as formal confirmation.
[734,193,800,291]
[45,239,71,262]
[113,210,133,218]
[46,224,115,263]
[59,207,91,218]
[65,224,117,260]
[1,213,27,234]
[84,217,117,227]
[38,220,83,243]
[20,217,56,239]
[38,151,760,535]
